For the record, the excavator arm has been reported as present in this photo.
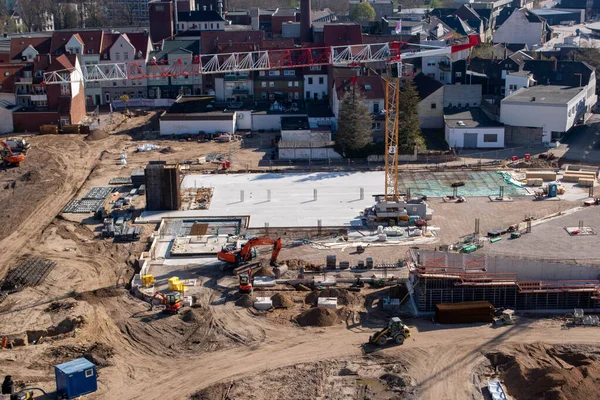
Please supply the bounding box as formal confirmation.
[270,237,283,266]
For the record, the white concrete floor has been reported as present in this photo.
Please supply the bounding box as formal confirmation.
[141,171,384,228]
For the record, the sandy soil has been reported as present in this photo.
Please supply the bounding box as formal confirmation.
[2,115,600,400]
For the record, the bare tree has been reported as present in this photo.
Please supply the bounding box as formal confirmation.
[16,0,52,31]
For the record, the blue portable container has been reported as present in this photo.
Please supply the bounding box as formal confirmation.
[55,358,98,399]
[548,182,558,198]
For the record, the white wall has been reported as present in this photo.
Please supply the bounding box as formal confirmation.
[179,20,224,31]
[304,74,328,100]
[493,10,544,47]
[160,118,234,135]
[505,74,532,96]
[422,56,452,84]
[70,57,81,98]
[279,147,342,160]
[252,114,286,131]
[444,125,505,148]
[500,88,587,142]
[236,111,252,130]
[281,130,331,141]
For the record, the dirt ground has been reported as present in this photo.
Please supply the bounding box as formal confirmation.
[2,114,600,400]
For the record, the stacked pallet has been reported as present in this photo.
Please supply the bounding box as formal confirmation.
[525,171,556,181]
[527,178,543,186]
[435,301,495,324]
[562,169,597,183]
[579,178,595,187]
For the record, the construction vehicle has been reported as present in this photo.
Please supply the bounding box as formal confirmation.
[0,140,26,167]
[493,309,515,326]
[239,268,253,294]
[217,237,282,269]
[151,291,183,314]
[369,317,411,346]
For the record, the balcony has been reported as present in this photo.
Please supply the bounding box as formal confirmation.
[224,73,249,81]
[438,61,451,71]
[16,77,33,84]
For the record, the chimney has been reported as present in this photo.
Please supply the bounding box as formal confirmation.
[300,0,312,43]
[503,43,507,60]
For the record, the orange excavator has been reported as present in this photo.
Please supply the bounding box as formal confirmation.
[217,237,283,269]
[151,291,183,314]
[1,140,27,167]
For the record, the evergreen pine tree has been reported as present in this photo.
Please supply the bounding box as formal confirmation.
[335,88,373,154]
[398,79,425,152]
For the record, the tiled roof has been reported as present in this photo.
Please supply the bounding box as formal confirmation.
[9,36,51,60]
[323,23,363,47]
[50,30,104,55]
[334,75,385,100]
[413,73,444,101]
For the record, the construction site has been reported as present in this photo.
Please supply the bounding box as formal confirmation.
[2,40,600,400]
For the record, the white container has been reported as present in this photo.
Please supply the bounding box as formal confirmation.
[253,277,277,287]
[253,297,273,311]
[317,297,337,309]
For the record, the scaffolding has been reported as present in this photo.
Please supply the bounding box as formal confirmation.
[410,251,600,312]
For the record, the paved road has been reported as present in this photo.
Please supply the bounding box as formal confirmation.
[555,113,600,164]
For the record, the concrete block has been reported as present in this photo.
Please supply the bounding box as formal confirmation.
[253,297,273,310]
[527,178,543,186]
[578,178,594,187]
[313,276,336,286]
[253,277,277,287]
[317,297,338,309]
[526,171,556,181]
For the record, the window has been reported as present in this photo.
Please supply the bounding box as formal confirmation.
[155,5,164,11]
[319,77,324,84]
[309,66,321,71]
[372,122,381,131]
[204,23,207,29]
[440,72,445,80]
[373,103,379,114]
[116,52,120,60]
[261,82,267,88]
[308,77,313,84]
[288,92,293,100]
[85,369,93,378]
[269,70,280,76]
[113,82,117,86]
[306,91,310,98]
[217,23,220,29]
[259,71,265,76]
[509,84,517,90]
[124,52,129,60]
[211,23,214,29]
[288,81,292,87]
[294,92,299,99]
[261,91,267,99]
[431,103,436,109]
[61,84,70,95]
[483,134,498,143]
[455,72,462,78]
[294,81,299,87]
[284,70,295,76]
[269,81,274,87]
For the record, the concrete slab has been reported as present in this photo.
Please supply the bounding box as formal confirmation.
[137,171,530,228]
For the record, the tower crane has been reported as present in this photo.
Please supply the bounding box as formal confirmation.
[42,34,479,209]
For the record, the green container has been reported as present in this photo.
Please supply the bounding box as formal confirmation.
[490,237,502,243]
[511,232,521,239]
[462,245,477,253]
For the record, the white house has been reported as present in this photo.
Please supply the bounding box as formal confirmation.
[504,71,536,96]
[444,107,505,148]
[500,85,593,143]
[493,8,548,48]
[303,66,328,101]
[176,9,226,32]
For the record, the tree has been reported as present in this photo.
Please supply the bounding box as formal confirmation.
[335,88,373,155]
[15,0,52,31]
[119,94,130,113]
[350,2,375,22]
[398,79,424,152]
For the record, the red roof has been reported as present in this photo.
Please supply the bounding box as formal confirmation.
[261,38,295,50]
[200,30,263,53]
[9,36,51,61]
[47,54,74,72]
[100,33,119,55]
[334,75,385,101]
[323,24,363,47]
[0,63,26,93]
[50,30,104,55]
[125,33,152,58]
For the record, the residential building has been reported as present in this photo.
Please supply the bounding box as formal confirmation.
[332,75,385,142]
[556,0,593,20]
[278,116,340,160]
[159,96,237,135]
[254,68,303,105]
[176,9,227,33]
[493,8,550,48]
[500,85,592,143]
[149,0,175,43]
[444,107,505,148]
[414,73,444,129]
[12,54,86,132]
[214,72,253,103]
[99,32,153,104]
[529,8,584,25]
[322,23,363,46]
[303,65,328,101]
[147,39,202,99]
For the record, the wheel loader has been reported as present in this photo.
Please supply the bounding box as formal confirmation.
[369,317,411,346]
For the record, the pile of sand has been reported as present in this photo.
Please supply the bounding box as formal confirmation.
[488,343,600,400]
[295,307,338,327]
[86,129,109,141]
[235,294,256,308]
[284,259,321,271]
[253,265,274,277]
[180,309,197,323]
[271,293,293,308]
[305,288,359,306]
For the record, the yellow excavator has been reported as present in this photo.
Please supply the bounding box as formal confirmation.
[369,317,411,346]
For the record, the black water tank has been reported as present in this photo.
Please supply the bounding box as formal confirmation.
[2,375,14,394]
